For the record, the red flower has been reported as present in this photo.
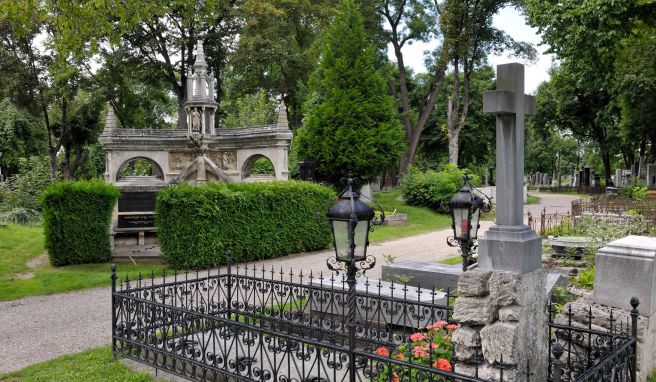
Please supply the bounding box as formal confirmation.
[410,332,426,342]
[392,372,399,382]
[394,352,405,360]
[447,324,458,331]
[413,346,428,358]
[433,358,452,372]
[375,346,390,357]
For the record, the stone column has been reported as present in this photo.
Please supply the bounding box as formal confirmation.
[454,63,548,380]
[616,168,624,187]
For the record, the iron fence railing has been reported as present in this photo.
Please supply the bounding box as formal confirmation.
[572,197,656,224]
[547,298,639,382]
[527,208,573,237]
[111,262,517,382]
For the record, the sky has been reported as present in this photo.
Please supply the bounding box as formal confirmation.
[386,6,556,94]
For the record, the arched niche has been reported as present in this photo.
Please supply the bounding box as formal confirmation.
[241,154,276,181]
[116,157,164,182]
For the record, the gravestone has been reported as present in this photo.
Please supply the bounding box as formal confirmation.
[648,164,655,188]
[454,63,547,382]
[583,166,591,187]
[593,174,601,187]
[381,262,461,291]
[487,168,495,186]
[542,173,549,186]
[616,168,624,187]
[574,173,579,187]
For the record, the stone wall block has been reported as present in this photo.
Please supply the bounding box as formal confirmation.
[453,296,497,326]
[457,269,492,297]
[451,326,481,362]
[489,271,519,306]
[480,322,518,366]
[498,306,520,322]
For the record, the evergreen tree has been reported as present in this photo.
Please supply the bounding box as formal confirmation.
[296,0,404,186]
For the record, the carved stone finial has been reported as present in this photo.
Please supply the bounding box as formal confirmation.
[104,102,119,130]
[193,40,207,71]
[277,97,289,129]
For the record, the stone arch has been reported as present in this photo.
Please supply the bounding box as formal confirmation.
[241,154,276,181]
[116,156,165,182]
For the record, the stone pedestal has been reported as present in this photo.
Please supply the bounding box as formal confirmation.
[452,269,548,381]
[594,235,656,316]
[478,225,542,274]
[591,236,656,380]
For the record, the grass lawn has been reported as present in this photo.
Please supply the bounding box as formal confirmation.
[368,190,451,243]
[0,346,156,382]
[0,224,169,301]
[526,194,540,205]
[439,256,463,265]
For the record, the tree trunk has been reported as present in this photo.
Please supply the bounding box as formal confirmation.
[448,127,461,166]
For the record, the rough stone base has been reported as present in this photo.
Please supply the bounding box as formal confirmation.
[452,268,548,381]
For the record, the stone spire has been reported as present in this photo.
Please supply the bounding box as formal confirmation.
[277,97,289,129]
[193,40,207,72]
[103,102,119,131]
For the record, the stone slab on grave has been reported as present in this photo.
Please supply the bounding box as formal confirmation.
[381,261,461,291]
[594,235,656,316]
[308,277,448,329]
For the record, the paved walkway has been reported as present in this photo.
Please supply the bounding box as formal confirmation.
[0,192,577,373]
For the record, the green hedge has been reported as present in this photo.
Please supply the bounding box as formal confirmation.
[156,181,336,268]
[402,165,480,212]
[41,181,119,266]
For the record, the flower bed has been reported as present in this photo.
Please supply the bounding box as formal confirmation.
[374,320,457,380]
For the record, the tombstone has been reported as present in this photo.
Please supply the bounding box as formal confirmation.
[299,160,317,181]
[574,172,579,187]
[648,164,655,188]
[593,174,601,187]
[487,167,495,186]
[633,161,640,177]
[454,63,547,381]
[583,166,591,187]
[616,168,623,187]
[570,164,575,181]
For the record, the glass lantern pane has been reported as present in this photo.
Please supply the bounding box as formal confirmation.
[331,220,351,261]
[453,208,469,239]
[469,209,480,239]
[352,220,370,261]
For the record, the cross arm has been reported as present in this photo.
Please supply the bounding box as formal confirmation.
[483,90,535,116]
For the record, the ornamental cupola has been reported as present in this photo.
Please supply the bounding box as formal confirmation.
[184,40,219,135]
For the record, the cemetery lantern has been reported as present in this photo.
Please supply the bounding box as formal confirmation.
[326,175,383,272]
[448,175,489,271]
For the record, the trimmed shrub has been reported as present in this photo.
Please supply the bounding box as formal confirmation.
[41,181,119,266]
[157,181,335,268]
[402,165,480,212]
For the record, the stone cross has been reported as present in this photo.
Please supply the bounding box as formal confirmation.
[483,63,535,226]
[479,63,541,274]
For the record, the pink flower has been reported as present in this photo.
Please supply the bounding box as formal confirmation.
[375,346,390,356]
[410,332,426,342]
[394,352,405,360]
[433,321,448,329]
[447,324,458,331]
[433,358,453,372]
[413,346,428,358]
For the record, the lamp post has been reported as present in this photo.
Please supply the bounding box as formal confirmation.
[447,175,491,271]
[325,174,384,382]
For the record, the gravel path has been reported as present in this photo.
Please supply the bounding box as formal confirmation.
[0,192,578,373]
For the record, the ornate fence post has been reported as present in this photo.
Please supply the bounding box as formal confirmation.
[630,297,640,382]
[551,342,564,382]
[540,207,546,236]
[111,264,117,355]
[226,249,233,319]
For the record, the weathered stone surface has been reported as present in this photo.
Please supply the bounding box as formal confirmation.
[498,306,520,322]
[480,322,518,365]
[451,326,481,362]
[380,261,461,291]
[489,271,519,306]
[453,296,496,326]
[457,269,492,297]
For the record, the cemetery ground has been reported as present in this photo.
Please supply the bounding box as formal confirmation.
[0,191,577,379]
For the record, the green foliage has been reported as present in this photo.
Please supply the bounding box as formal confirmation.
[221,89,278,127]
[401,165,480,212]
[41,181,119,266]
[0,346,155,382]
[439,256,463,265]
[550,285,572,314]
[2,207,41,225]
[0,99,48,177]
[0,156,52,210]
[573,266,595,290]
[249,157,275,175]
[156,181,335,268]
[622,182,648,200]
[296,0,404,185]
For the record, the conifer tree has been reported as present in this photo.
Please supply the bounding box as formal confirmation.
[296,0,404,186]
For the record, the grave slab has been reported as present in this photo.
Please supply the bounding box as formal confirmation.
[381,261,461,291]
[593,235,656,316]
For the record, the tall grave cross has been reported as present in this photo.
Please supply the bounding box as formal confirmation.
[478,63,541,274]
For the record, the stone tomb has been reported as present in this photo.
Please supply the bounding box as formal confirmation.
[381,261,462,291]
[100,41,293,260]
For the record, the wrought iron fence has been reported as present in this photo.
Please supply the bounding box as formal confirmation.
[572,197,656,224]
[527,208,573,237]
[111,261,525,382]
[547,298,639,382]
